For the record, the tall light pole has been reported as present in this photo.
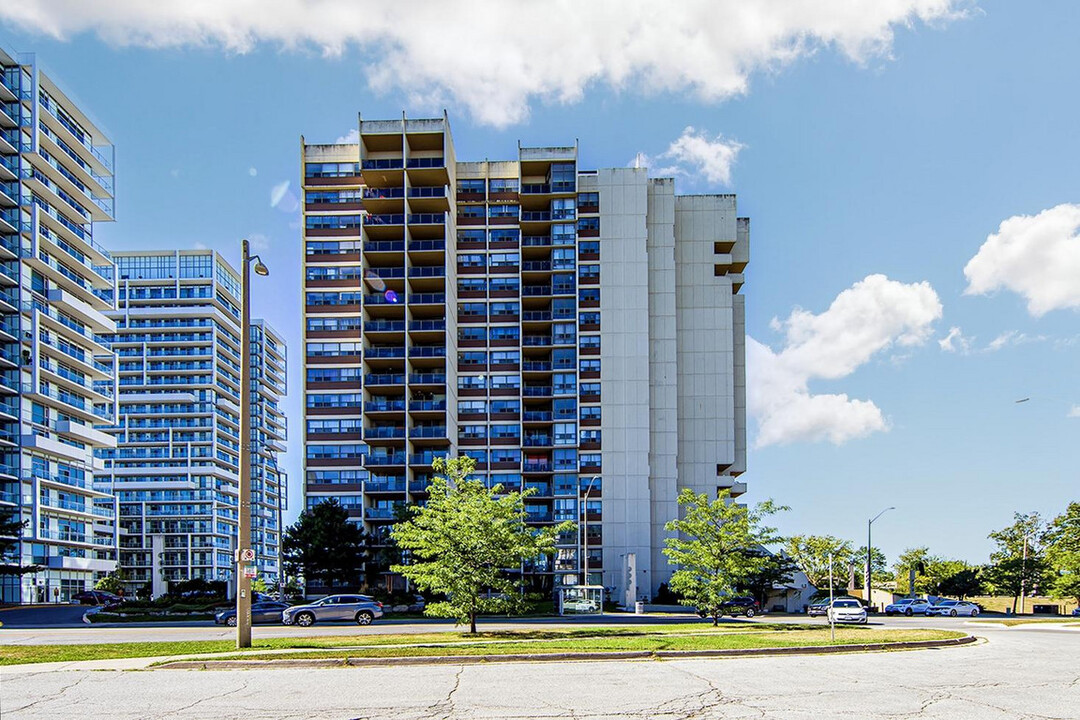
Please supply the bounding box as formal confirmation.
[866,507,895,612]
[236,239,269,649]
[581,475,599,588]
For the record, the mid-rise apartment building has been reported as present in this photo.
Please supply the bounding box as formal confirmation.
[0,49,121,603]
[95,251,287,596]
[301,114,748,603]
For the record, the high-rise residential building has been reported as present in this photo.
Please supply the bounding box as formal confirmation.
[95,251,287,597]
[0,49,120,604]
[301,114,746,603]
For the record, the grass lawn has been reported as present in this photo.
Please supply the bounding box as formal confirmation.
[1,623,963,666]
[971,617,1080,627]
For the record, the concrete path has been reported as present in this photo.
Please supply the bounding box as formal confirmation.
[2,622,1076,719]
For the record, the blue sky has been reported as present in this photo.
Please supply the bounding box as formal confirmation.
[3,0,1077,566]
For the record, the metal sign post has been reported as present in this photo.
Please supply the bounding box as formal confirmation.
[828,552,835,642]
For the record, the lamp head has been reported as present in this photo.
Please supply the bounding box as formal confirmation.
[253,260,270,276]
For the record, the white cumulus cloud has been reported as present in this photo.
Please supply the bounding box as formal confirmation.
[963,203,1080,317]
[0,0,965,127]
[336,128,359,144]
[748,274,943,448]
[632,127,744,186]
[938,326,971,354]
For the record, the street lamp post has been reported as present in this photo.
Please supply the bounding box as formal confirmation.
[236,238,269,650]
[581,476,599,588]
[866,507,895,612]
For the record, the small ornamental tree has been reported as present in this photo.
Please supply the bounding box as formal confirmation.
[391,456,574,633]
[663,488,786,626]
[95,571,126,594]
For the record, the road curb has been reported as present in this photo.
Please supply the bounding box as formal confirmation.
[154,635,978,670]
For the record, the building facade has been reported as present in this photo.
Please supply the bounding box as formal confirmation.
[0,49,121,603]
[96,251,287,596]
[301,114,746,602]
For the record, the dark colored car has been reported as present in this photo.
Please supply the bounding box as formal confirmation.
[214,601,293,626]
[72,590,121,606]
[719,596,761,618]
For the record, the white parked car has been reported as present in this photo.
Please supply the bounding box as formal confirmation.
[925,600,980,617]
[885,598,932,616]
[827,598,868,624]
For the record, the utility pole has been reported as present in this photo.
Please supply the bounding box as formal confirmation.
[1018,533,1030,615]
[236,239,269,649]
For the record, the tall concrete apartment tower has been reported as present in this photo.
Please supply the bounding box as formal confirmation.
[0,49,121,604]
[301,114,746,602]
[96,251,287,596]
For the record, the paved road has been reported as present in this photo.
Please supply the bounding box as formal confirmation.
[2,622,1076,719]
[0,608,1004,644]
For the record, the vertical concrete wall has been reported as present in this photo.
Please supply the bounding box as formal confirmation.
[645,179,679,592]
[595,168,654,601]
[674,195,739,497]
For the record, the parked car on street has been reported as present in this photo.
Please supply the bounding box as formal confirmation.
[925,599,980,617]
[1072,607,1080,617]
[71,590,121,606]
[807,600,830,616]
[214,601,293,626]
[281,594,384,626]
[718,596,760,618]
[885,598,932,616]
[826,598,868,624]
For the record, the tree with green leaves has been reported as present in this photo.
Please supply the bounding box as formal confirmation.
[892,547,944,595]
[0,507,36,577]
[935,566,984,600]
[282,499,370,590]
[95,571,127,595]
[854,545,889,588]
[737,549,799,609]
[391,456,573,633]
[663,488,786,626]
[983,512,1051,613]
[1046,502,1080,606]
[782,535,854,589]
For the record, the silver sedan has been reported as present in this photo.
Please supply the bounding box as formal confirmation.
[281,594,384,626]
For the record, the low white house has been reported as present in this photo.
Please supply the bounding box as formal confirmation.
[764,554,818,613]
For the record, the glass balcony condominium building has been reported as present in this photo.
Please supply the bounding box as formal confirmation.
[95,251,288,596]
[301,114,747,603]
[0,49,121,603]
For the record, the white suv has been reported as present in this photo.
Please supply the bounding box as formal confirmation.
[885,597,932,616]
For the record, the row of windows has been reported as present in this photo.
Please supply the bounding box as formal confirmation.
[305,162,360,178]
[306,266,365,281]
[457,229,521,244]
[306,189,363,204]
[458,253,521,267]
[306,215,362,230]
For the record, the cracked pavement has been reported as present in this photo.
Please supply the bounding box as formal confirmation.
[1,624,1076,719]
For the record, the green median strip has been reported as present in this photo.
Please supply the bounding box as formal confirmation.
[0,624,964,666]
[173,629,964,664]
